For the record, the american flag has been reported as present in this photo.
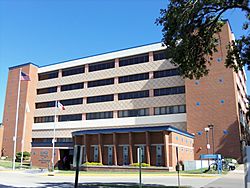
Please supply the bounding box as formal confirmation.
[21,72,30,81]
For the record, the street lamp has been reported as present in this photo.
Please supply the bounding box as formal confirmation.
[204,127,210,165]
[208,124,215,155]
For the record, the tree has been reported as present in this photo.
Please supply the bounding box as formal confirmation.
[156,0,250,79]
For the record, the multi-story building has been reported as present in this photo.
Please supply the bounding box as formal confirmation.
[0,21,248,169]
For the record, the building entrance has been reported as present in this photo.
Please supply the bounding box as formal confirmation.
[59,149,73,170]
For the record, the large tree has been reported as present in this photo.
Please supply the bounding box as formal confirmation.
[156,0,250,79]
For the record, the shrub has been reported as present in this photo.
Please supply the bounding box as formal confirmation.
[16,151,31,161]
[83,162,103,166]
[130,163,150,167]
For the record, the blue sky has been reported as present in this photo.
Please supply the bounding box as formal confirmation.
[0,0,249,122]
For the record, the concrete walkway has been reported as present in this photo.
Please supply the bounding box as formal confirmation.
[203,164,244,188]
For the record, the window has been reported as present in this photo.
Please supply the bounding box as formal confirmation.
[154,105,186,115]
[34,116,54,123]
[57,138,73,142]
[37,87,57,95]
[153,50,166,61]
[153,68,179,79]
[60,98,83,106]
[154,86,185,96]
[88,78,114,88]
[118,73,149,83]
[118,90,149,100]
[87,94,114,104]
[36,101,55,109]
[38,71,58,81]
[62,66,84,77]
[119,54,149,67]
[58,114,82,122]
[118,108,149,118]
[61,82,84,91]
[86,111,113,120]
[88,60,115,72]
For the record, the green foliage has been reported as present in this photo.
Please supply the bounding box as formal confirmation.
[130,163,150,167]
[156,0,250,79]
[16,151,31,161]
[83,162,103,166]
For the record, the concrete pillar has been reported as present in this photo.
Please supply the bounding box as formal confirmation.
[163,131,169,167]
[129,132,133,164]
[149,52,154,62]
[58,69,62,78]
[149,71,154,79]
[115,58,119,68]
[85,64,89,73]
[98,134,103,164]
[84,135,88,162]
[113,133,118,165]
[145,131,151,165]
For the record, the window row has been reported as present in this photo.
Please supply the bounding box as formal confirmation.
[34,105,186,123]
[37,68,179,94]
[154,105,186,115]
[35,86,185,109]
[38,50,167,81]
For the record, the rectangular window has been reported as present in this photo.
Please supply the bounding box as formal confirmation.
[88,60,115,72]
[153,68,179,79]
[37,87,57,95]
[62,65,84,77]
[38,71,58,81]
[61,82,84,92]
[154,105,186,115]
[58,114,82,122]
[118,108,149,118]
[35,101,55,109]
[153,50,166,61]
[119,53,149,67]
[154,86,185,96]
[60,98,83,106]
[118,90,149,100]
[34,116,54,123]
[87,94,114,104]
[88,78,114,88]
[118,73,149,83]
[86,111,113,120]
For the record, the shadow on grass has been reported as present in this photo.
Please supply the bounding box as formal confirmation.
[38,182,190,188]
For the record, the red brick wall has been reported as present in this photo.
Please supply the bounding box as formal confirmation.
[185,22,241,161]
[2,64,38,158]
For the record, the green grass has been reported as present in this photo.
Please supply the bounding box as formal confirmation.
[0,159,31,169]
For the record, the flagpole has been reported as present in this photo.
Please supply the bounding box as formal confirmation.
[20,103,28,168]
[52,100,57,172]
[12,68,22,170]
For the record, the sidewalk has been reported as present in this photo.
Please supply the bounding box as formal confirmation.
[203,164,244,188]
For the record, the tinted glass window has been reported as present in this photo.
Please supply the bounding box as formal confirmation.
[153,51,166,61]
[87,94,114,104]
[61,82,84,91]
[118,90,149,100]
[118,108,149,118]
[154,105,186,115]
[58,114,82,122]
[88,78,114,88]
[36,101,55,109]
[86,111,113,120]
[89,61,115,72]
[38,71,58,81]
[60,98,83,106]
[154,86,185,96]
[62,66,84,77]
[119,73,149,83]
[119,54,149,67]
[37,87,57,95]
[34,116,54,123]
[153,68,179,79]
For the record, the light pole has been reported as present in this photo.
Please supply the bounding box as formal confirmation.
[204,127,210,165]
[208,124,215,155]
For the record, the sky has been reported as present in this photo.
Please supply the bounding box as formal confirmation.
[0,0,249,122]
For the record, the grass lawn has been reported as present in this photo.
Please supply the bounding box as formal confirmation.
[0,159,30,169]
